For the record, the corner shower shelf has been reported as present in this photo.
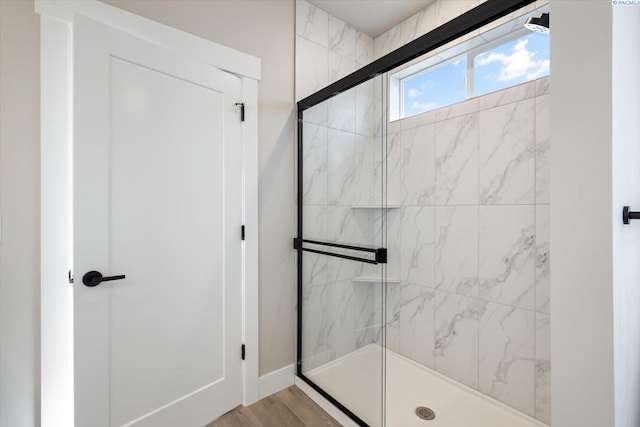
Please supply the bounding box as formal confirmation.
[351,205,401,209]
[351,274,400,284]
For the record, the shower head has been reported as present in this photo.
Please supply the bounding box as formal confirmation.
[524,13,549,34]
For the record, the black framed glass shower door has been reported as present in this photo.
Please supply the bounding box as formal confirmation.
[296,76,388,427]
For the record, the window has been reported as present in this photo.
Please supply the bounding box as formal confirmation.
[393,9,550,120]
[473,32,550,97]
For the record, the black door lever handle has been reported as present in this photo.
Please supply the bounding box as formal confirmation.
[623,206,640,225]
[82,270,126,287]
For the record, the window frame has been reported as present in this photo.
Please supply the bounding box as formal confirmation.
[395,26,547,119]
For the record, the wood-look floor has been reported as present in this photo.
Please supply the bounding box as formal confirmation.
[207,386,342,427]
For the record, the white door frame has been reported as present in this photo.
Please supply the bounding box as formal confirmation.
[37,2,260,425]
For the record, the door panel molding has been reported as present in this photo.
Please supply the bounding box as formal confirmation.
[39,2,260,425]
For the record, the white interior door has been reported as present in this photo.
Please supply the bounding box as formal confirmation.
[73,16,243,427]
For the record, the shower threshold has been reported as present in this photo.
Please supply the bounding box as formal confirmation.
[304,345,547,427]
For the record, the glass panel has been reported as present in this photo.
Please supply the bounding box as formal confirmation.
[473,31,550,97]
[401,57,467,118]
[300,74,386,427]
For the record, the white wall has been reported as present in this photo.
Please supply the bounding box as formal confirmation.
[550,1,616,426]
[612,5,640,427]
[0,2,41,426]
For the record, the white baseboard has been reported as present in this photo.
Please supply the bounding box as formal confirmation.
[258,364,295,399]
[295,376,360,427]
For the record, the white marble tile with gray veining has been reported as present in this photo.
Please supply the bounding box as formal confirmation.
[478,80,536,111]
[415,3,436,39]
[479,206,535,310]
[479,99,535,205]
[327,89,356,132]
[355,31,374,67]
[535,313,551,424]
[328,52,357,84]
[328,281,381,359]
[303,101,328,126]
[355,134,382,206]
[479,302,535,416]
[535,205,550,314]
[329,15,356,60]
[302,122,327,205]
[368,208,402,280]
[385,283,401,353]
[327,128,356,206]
[535,94,550,204]
[401,206,436,287]
[303,206,328,287]
[296,36,329,101]
[303,252,329,289]
[326,207,369,283]
[386,209,403,279]
[436,206,479,296]
[401,125,436,205]
[400,109,437,131]
[535,75,550,97]
[435,0,480,27]
[301,284,331,371]
[387,131,402,206]
[399,284,436,368]
[399,12,421,46]
[434,98,478,123]
[296,0,328,47]
[303,205,327,240]
[355,78,382,137]
[374,25,402,59]
[388,119,402,135]
[435,113,479,205]
[434,291,485,389]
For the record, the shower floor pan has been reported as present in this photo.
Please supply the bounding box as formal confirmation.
[305,344,547,427]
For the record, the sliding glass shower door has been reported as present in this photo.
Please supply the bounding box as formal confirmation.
[297,75,387,427]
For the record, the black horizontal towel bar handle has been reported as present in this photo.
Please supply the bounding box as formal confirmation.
[82,270,126,287]
[623,206,640,225]
[293,238,387,264]
[299,238,378,253]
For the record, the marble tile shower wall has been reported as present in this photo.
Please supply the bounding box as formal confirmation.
[385,77,551,424]
[295,0,375,101]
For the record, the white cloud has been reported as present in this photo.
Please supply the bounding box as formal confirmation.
[420,80,437,91]
[476,39,548,82]
[407,88,423,98]
[411,101,438,112]
[526,60,550,79]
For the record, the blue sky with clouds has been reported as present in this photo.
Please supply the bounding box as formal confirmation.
[403,32,549,117]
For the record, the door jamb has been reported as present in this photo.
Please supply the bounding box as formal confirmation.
[37,2,260,424]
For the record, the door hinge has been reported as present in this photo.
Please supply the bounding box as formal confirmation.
[68,270,74,284]
[241,344,246,360]
[235,102,245,122]
[241,225,245,241]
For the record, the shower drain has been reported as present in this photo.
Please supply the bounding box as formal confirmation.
[415,406,436,421]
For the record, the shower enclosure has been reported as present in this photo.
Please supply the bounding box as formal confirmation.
[296,1,550,426]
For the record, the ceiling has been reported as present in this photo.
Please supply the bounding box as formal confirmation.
[307,0,435,38]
